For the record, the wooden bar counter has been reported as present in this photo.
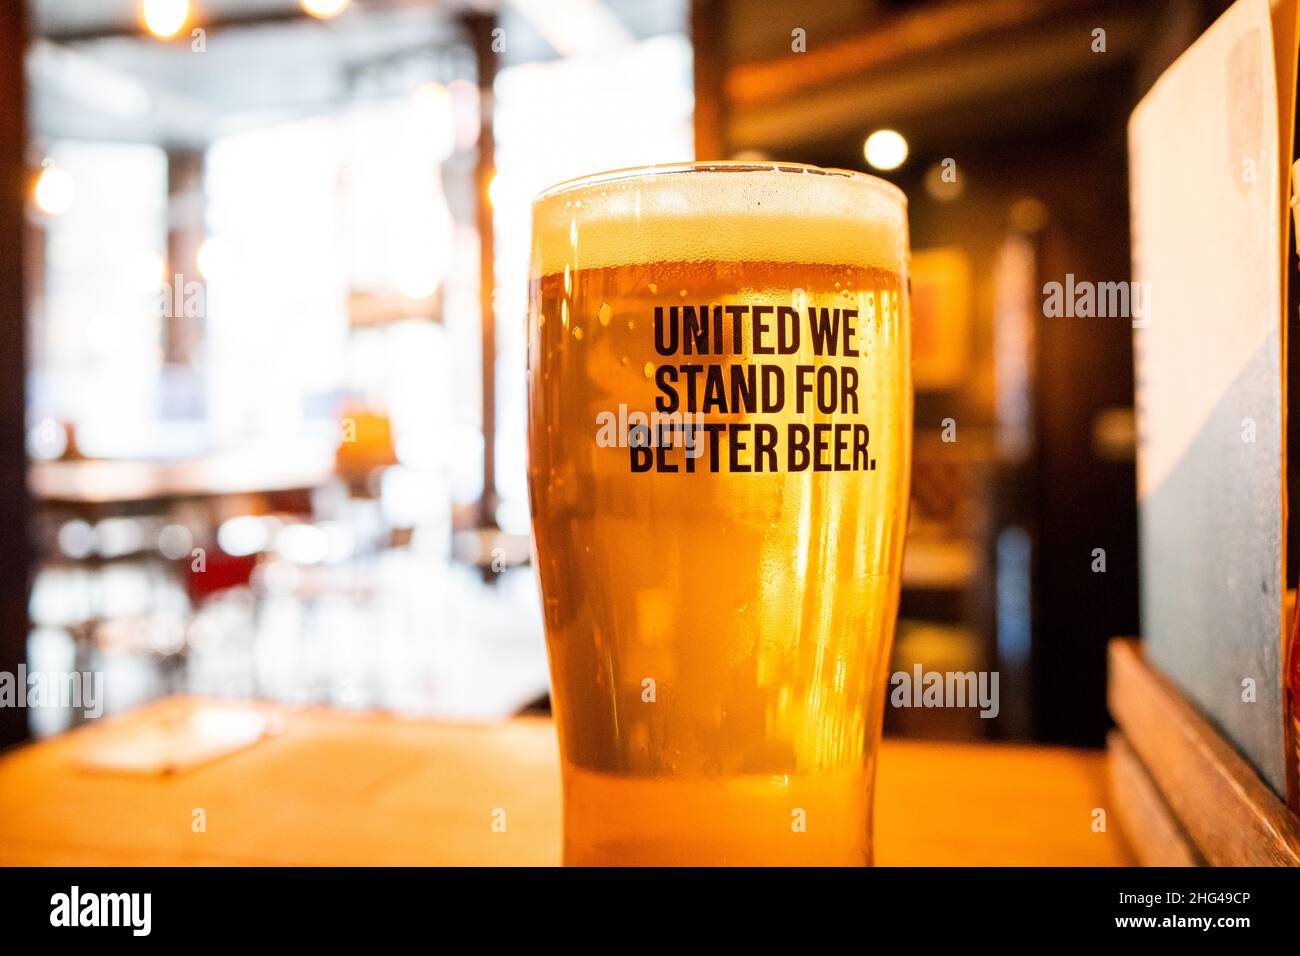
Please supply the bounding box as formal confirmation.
[0,696,1133,866]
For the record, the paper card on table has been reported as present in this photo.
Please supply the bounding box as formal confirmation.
[77,705,281,777]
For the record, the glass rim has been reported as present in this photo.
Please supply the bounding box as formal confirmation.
[532,160,908,208]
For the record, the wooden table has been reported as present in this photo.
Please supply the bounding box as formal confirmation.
[30,445,336,506]
[0,697,1133,866]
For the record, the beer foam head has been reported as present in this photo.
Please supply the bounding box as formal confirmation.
[531,163,909,278]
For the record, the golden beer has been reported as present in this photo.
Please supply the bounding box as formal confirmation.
[527,163,911,865]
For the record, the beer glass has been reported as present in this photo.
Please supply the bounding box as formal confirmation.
[527,162,911,865]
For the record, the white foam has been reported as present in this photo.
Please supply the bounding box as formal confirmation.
[531,163,909,277]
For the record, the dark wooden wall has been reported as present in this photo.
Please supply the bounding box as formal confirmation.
[0,0,31,749]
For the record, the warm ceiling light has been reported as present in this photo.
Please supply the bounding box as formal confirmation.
[34,164,75,216]
[141,0,190,39]
[864,129,908,171]
[195,237,229,280]
[302,0,350,19]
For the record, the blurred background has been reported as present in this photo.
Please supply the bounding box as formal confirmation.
[0,0,1236,751]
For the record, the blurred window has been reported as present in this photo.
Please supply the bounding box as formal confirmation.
[204,117,350,443]
[35,141,167,452]
[203,95,476,499]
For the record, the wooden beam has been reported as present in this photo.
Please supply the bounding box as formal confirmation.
[1108,639,1300,866]
[726,0,1108,108]
[0,0,32,749]
[165,148,205,364]
[465,11,498,530]
[726,11,1149,152]
[690,0,727,160]
[1107,730,1203,866]
[38,8,307,44]
[35,0,424,44]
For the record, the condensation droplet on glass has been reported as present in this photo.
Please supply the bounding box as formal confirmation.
[620,356,629,366]
[598,302,612,326]
[648,283,657,294]
[679,289,688,298]
[626,320,634,331]
[572,326,583,341]
[643,362,655,378]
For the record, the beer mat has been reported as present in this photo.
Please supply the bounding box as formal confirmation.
[76,705,284,777]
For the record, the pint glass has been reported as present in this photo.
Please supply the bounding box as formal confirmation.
[527,163,911,865]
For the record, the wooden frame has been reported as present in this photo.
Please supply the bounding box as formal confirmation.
[1108,639,1300,866]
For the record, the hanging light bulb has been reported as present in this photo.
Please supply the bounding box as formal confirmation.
[196,237,230,281]
[141,0,190,39]
[863,129,909,172]
[34,163,75,216]
[302,0,350,19]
